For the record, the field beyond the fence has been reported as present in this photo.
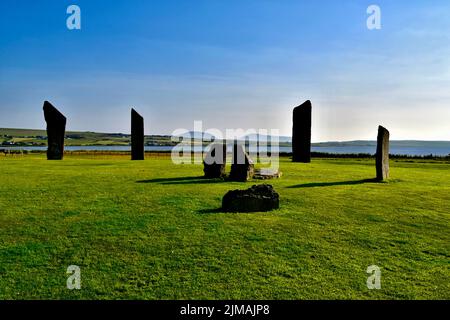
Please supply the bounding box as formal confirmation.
[0,154,449,299]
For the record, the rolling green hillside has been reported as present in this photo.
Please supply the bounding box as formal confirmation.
[2,128,450,151]
[0,128,174,147]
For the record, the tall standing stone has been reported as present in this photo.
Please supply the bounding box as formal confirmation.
[131,108,144,160]
[229,142,254,182]
[292,100,312,163]
[203,144,227,178]
[376,125,390,181]
[43,101,66,160]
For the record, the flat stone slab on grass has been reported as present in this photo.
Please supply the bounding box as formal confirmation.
[222,184,280,213]
[253,168,282,180]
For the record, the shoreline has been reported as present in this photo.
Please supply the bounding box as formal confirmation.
[2,149,449,161]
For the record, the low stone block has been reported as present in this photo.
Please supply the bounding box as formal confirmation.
[222,184,280,213]
[253,168,282,180]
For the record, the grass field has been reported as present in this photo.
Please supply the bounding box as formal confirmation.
[0,154,449,300]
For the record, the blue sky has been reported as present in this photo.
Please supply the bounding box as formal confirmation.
[1,0,449,141]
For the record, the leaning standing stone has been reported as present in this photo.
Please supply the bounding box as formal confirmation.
[376,125,390,181]
[43,101,66,160]
[131,108,145,160]
[203,144,227,178]
[292,100,312,163]
[229,143,254,182]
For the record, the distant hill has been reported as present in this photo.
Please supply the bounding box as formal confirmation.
[312,140,450,148]
[0,128,174,147]
[1,128,449,149]
[243,133,292,143]
[172,130,216,141]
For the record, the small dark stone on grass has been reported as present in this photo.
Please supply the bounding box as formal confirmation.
[222,184,279,213]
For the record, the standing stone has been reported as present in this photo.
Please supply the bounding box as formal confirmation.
[292,100,312,163]
[131,108,144,160]
[376,125,390,181]
[203,144,227,178]
[229,143,254,182]
[43,101,66,160]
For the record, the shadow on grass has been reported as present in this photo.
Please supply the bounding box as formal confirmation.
[197,208,224,214]
[287,178,380,188]
[137,176,226,185]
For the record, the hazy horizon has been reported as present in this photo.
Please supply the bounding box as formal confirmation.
[2,126,450,144]
[1,1,449,141]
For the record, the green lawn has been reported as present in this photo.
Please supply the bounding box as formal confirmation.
[0,154,449,299]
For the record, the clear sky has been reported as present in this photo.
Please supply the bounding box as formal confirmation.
[1,0,449,141]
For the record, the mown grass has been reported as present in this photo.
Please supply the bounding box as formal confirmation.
[0,154,449,300]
